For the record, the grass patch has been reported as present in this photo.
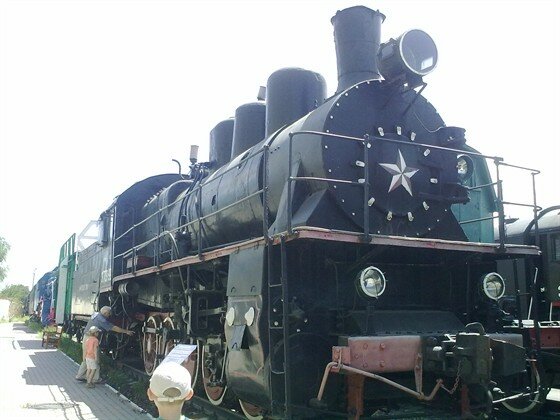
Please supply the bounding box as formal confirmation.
[129,378,152,411]
[57,334,156,417]
[10,315,29,322]
[104,359,155,416]
[59,336,82,363]
[1,315,28,324]
[25,318,43,333]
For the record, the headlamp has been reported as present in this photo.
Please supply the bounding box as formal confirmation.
[356,266,386,298]
[379,29,438,88]
[481,272,506,300]
[457,154,474,182]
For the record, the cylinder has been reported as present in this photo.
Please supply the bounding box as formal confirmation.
[231,102,266,160]
[265,67,327,137]
[331,6,385,93]
[209,118,234,170]
[118,282,139,296]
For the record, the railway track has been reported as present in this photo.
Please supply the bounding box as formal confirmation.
[114,357,560,420]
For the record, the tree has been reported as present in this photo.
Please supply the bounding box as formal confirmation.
[0,237,9,283]
[0,284,29,318]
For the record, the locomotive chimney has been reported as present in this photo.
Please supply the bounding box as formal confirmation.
[331,6,385,93]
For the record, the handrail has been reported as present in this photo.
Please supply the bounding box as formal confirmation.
[466,181,498,191]
[116,127,541,272]
[114,145,267,272]
[497,161,540,174]
[287,129,540,251]
[293,130,505,161]
[459,215,499,225]
[114,146,268,245]
[290,176,361,185]
[113,189,264,261]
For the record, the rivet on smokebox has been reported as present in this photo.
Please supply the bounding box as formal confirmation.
[363,343,368,350]
[380,343,386,350]
[379,361,385,368]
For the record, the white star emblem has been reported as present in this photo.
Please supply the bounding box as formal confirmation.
[379,150,419,196]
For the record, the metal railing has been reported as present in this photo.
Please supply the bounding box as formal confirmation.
[287,129,541,251]
[113,145,270,274]
[288,131,372,240]
[115,128,541,274]
[59,234,76,265]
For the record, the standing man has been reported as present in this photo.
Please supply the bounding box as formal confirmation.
[75,305,134,383]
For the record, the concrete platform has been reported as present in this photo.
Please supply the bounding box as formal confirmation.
[0,322,152,419]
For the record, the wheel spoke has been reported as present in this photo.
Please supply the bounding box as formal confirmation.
[143,316,161,375]
[201,341,228,405]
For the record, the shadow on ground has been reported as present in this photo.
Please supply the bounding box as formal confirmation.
[14,323,149,419]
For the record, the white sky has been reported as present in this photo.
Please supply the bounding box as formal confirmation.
[1,0,558,287]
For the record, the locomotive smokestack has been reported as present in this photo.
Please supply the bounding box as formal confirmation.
[331,6,385,93]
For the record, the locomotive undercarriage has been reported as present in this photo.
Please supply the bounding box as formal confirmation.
[100,233,544,418]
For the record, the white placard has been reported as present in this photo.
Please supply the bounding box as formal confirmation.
[161,344,197,365]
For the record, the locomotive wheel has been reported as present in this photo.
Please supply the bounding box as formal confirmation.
[239,400,265,420]
[110,318,132,360]
[201,339,230,405]
[502,361,546,414]
[161,317,176,357]
[183,338,200,389]
[143,315,161,375]
[159,317,200,387]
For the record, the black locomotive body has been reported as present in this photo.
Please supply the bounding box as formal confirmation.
[64,6,555,418]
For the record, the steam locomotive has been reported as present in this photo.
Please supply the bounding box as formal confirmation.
[44,5,560,418]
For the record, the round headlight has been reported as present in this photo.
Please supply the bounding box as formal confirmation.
[379,29,438,89]
[482,272,506,300]
[457,154,474,182]
[356,266,386,298]
[399,30,438,76]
